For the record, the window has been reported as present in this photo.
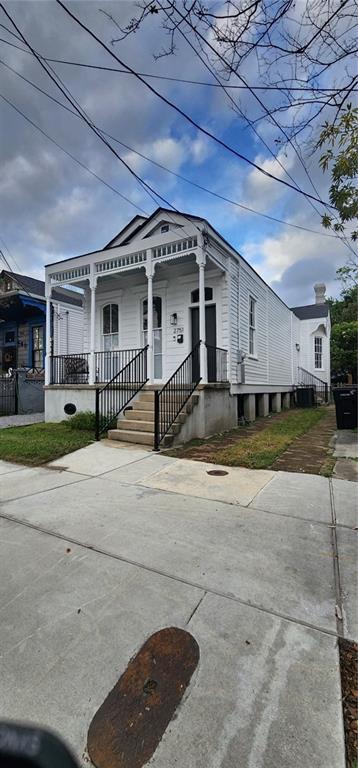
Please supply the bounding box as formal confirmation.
[102,304,119,350]
[161,224,169,233]
[32,326,44,368]
[4,279,12,292]
[5,331,15,344]
[314,336,323,369]
[191,287,213,303]
[142,297,162,379]
[249,296,256,356]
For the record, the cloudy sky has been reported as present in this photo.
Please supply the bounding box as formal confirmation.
[0,0,352,306]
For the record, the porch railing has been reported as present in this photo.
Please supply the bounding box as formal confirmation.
[51,353,90,384]
[206,344,228,383]
[297,366,329,403]
[95,345,148,439]
[95,349,142,383]
[154,342,201,451]
[49,349,141,384]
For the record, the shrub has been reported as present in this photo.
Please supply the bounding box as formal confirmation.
[67,411,96,431]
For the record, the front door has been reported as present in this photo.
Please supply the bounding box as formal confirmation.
[191,305,217,382]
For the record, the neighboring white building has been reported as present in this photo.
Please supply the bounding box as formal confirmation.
[44,209,330,446]
[292,285,331,386]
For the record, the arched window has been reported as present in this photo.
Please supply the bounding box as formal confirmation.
[191,287,213,303]
[102,304,119,350]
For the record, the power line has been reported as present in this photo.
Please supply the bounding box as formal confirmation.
[167,2,357,257]
[1,29,354,93]
[0,9,204,252]
[0,4,185,218]
[0,92,149,216]
[0,58,342,240]
[3,11,354,255]
[47,0,335,209]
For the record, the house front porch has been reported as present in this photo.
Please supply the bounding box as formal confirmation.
[45,225,233,445]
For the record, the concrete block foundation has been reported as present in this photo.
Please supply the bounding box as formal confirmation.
[271,393,282,413]
[282,392,291,409]
[244,393,256,422]
[45,386,96,422]
[257,393,269,417]
[174,384,237,444]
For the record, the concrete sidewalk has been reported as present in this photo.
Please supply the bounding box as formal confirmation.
[333,429,358,482]
[0,412,44,428]
[0,440,356,767]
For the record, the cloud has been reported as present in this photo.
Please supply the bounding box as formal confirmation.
[0,0,352,314]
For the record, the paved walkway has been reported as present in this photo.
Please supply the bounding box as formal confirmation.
[0,412,44,429]
[0,440,356,767]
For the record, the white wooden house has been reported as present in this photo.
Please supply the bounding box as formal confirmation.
[44,208,330,447]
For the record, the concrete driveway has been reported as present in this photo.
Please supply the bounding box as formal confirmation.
[0,440,356,767]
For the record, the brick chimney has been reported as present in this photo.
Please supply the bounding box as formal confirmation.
[314,283,326,304]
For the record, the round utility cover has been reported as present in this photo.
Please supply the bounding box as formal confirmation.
[64,402,76,415]
[207,469,228,476]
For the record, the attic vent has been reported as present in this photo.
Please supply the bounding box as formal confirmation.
[161,225,169,233]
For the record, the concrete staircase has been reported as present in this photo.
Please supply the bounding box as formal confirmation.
[107,387,199,448]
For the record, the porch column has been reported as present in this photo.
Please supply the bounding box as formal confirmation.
[44,282,52,385]
[196,249,207,383]
[146,258,155,383]
[89,272,97,385]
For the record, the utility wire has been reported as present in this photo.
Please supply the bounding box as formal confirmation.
[0,92,149,215]
[0,4,186,217]
[49,0,335,209]
[0,11,202,248]
[0,59,342,240]
[167,2,357,256]
[0,28,353,93]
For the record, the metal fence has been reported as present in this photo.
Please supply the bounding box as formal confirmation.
[0,374,16,416]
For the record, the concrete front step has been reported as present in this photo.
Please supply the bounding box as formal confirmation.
[118,419,154,433]
[125,409,155,422]
[107,429,154,446]
[131,401,155,412]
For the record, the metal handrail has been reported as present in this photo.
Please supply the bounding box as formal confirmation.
[297,366,326,386]
[297,366,329,403]
[95,346,148,439]
[154,342,201,450]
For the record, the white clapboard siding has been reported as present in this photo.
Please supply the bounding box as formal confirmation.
[292,313,301,384]
[267,291,292,385]
[238,266,269,384]
[53,303,84,355]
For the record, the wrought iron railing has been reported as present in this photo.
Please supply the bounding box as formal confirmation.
[297,366,329,403]
[154,342,201,450]
[95,346,148,440]
[50,354,90,384]
[95,349,142,383]
[206,344,228,383]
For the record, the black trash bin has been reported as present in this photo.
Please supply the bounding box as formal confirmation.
[296,386,315,408]
[333,388,358,429]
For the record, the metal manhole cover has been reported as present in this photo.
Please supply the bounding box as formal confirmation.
[87,627,199,768]
[207,469,229,476]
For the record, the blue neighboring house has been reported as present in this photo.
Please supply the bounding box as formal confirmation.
[0,270,83,372]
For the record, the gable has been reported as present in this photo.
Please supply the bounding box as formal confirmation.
[104,215,148,249]
[143,219,184,239]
